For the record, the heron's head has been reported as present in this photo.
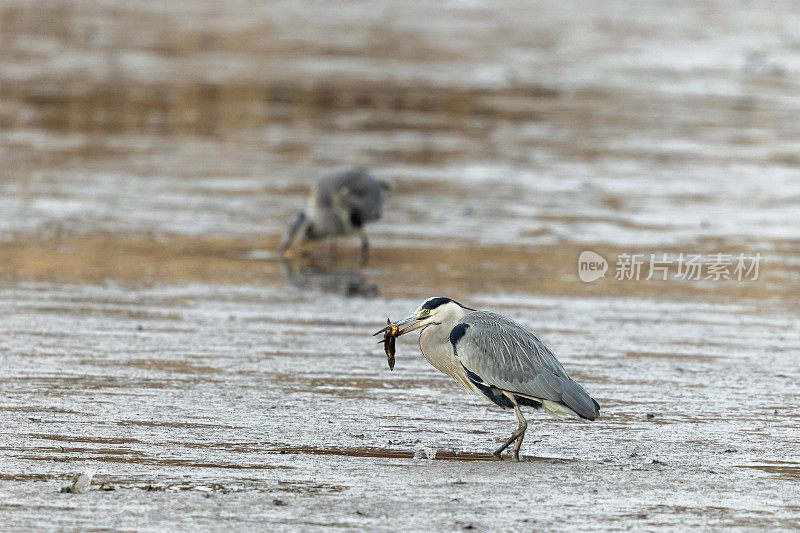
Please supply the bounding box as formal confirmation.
[280,211,312,253]
[391,297,471,336]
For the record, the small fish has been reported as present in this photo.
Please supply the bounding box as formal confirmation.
[374,318,399,371]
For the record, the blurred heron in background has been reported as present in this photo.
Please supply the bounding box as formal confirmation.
[281,168,389,264]
[379,297,600,460]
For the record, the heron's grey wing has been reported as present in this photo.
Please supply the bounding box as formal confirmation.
[452,312,599,420]
[325,169,387,223]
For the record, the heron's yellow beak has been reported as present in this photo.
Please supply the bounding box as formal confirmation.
[392,313,426,336]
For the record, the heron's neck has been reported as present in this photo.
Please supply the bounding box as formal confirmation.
[418,307,473,389]
[444,306,470,331]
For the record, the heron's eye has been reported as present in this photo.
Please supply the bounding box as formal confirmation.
[420,309,430,316]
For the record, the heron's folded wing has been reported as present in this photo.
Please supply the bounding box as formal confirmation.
[453,312,598,419]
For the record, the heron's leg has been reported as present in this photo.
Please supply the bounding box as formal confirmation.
[512,403,528,460]
[329,238,339,262]
[492,397,527,460]
[359,232,370,266]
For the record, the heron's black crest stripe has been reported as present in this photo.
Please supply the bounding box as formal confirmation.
[421,297,452,310]
[449,323,470,347]
[422,297,473,311]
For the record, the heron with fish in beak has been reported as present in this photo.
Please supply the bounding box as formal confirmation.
[375,297,600,460]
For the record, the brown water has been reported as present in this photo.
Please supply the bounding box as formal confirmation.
[2,1,800,530]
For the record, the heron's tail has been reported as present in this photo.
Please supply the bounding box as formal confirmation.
[560,378,600,420]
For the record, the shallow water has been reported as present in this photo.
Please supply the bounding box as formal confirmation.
[2,1,800,531]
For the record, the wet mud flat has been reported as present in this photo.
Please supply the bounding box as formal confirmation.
[1,282,799,530]
[2,0,800,530]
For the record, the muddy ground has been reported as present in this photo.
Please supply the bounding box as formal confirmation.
[1,1,799,531]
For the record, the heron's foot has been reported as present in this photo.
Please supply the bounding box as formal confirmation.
[492,446,513,460]
[283,249,312,262]
[359,235,370,266]
[491,450,523,461]
[492,450,523,461]
[492,429,526,460]
[283,241,315,260]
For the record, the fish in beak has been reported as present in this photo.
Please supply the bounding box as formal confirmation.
[373,313,426,370]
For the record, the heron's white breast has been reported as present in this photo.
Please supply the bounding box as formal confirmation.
[419,326,477,393]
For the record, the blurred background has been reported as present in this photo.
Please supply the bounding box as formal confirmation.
[2,0,799,297]
[2,1,800,530]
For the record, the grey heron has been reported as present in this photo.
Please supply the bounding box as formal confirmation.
[280,168,389,263]
[380,297,600,460]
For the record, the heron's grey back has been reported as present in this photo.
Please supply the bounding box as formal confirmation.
[314,168,388,223]
[453,311,599,420]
